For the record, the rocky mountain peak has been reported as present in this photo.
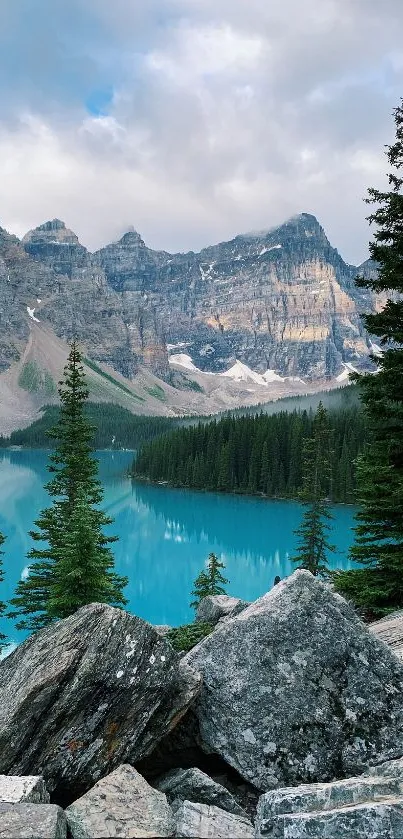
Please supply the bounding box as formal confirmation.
[240,213,322,240]
[274,212,327,241]
[37,219,66,232]
[118,229,147,248]
[294,211,322,227]
[94,228,165,294]
[0,226,19,247]
[22,220,89,280]
[23,220,80,247]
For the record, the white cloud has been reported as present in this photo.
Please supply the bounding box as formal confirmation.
[0,0,402,262]
[146,23,263,83]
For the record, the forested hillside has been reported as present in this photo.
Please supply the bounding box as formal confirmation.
[0,404,175,450]
[134,407,366,503]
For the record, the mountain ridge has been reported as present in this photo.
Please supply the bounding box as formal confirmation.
[0,212,381,433]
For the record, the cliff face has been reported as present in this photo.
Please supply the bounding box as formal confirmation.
[18,220,169,379]
[0,213,378,388]
[0,226,59,372]
[95,213,376,380]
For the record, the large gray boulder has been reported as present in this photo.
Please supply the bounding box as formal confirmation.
[196,595,249,625]
[0,775,49,803]
[184,570,403,791]
[365,756,403,778]
[257,774,403,820]
[369,610,403,661]
[66,764,175,838]
[255,758,403,838]
[155,767,248,817]
[0,803,66,838]
[174,800,254,838]
[256,800,403,839]
[0,603,201,799]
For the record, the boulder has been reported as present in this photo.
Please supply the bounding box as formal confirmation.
[366,756,403,778]
[369,610,403,662]
[66,764,175,838]
[0,803,66,838]
[0,775,49,803]
[184,570,403,790]
[196,595,249,625]
[257,800,403,838]
[256,774,403,820]
[0,603,201,800]
[155,767,248,817]
[255,759,403,838]
[173,800,254,838]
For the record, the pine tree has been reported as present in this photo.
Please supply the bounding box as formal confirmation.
[46,489,127,620]
[0,532,7,651]
[260,441,270,494]
[190,553,229,609]
[291,402,335,576]
[9,342,127,631]
[333,103,403,617]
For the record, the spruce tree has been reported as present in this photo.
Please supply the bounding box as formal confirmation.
[9,342,127,631]
[291,402,335,576]
[0,532,7,651]
[190,553,229,609]
[333,102,403,617]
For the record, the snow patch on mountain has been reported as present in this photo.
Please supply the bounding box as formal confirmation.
[27,307,40,323]
[166,342,191,352]
[220,361,268,387]
[259,245,282,256]
[199,262,216,280]
[370,341,383,358]
[336,362,359,382]
[169,353,199,372]
[263,369,285,383]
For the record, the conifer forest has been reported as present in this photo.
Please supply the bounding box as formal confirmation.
[134,405,366,503]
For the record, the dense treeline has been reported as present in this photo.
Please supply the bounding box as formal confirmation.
[0,404,176,450]
[213,383,360,421]
[134,406,366,503]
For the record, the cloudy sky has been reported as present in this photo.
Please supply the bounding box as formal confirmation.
[1,0,402,263]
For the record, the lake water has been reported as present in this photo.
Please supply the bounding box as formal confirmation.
[0,449,357,649]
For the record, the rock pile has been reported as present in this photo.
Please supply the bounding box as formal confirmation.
[4,760,403,838]
[1,571,403,837]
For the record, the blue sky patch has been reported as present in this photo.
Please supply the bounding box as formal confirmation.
[85,88,114,117]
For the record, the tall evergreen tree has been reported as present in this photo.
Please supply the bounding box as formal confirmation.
[334,102,403,617]
[291,402,335,576]
[190,553,229,609]
[9,343,127,631]
[0,532,7,651]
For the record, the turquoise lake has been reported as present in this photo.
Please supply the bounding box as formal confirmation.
[0,449,357,650]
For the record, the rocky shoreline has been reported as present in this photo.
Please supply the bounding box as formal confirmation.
[0,570,403,838]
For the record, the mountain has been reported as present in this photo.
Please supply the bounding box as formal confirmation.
[93,213,379,379]
[0,213,379,433]
[21,220,168,379]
